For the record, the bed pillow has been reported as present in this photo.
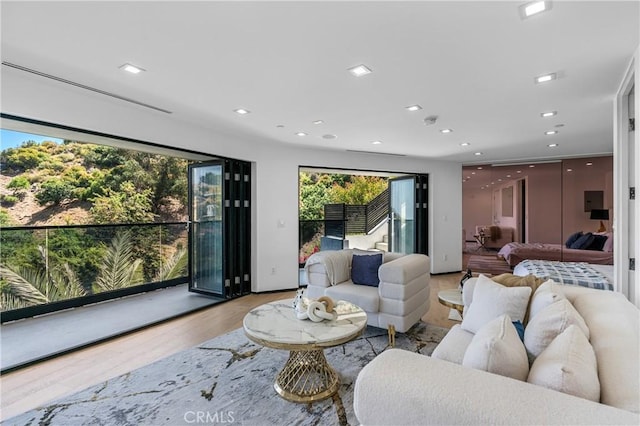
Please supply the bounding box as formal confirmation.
[351,253,383,286]
[528,325,600,402]
[461,274,532,334]
[524,298,590,360]
[462,314,529,381]
[565,231,583,248]
[587,234,608,251]
[570,232,595,250]
[602,233,614,252]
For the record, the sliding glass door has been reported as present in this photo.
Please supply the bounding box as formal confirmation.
[189,159,251,298]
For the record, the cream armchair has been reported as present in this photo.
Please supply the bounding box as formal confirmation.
[304,249,431,338]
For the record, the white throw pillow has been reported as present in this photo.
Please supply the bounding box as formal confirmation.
[529,279,566,320]
[462,314,529,381]
[524,298,590,360]
[528,325,600,402]
[461,274,532,334]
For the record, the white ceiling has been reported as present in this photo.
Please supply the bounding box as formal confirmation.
[1,1,638,165]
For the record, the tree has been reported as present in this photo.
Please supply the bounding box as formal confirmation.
[89,181,156,224]
[298,172,334,220]
[328,175,388,205]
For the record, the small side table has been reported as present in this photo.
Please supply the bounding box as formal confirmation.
[438,289,464,316]
[473,233,487,251]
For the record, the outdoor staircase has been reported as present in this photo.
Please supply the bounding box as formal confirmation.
[375,234,388,252]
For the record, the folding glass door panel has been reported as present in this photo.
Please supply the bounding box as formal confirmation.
[388,175,428,254]
[188,159,251,298]
[189,162,224,296]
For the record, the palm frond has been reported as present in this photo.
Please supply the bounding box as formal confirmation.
[0,293,31,311]
[95,230,143,291]
[154,248,187,281]
[0,265,49,307]
[47,263,87,301]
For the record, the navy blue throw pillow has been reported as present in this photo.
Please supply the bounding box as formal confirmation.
[587,234,608,251]
[512,321,525,342]
[570,232,595,250]
[351,253,383,287]
[565,231,583,248]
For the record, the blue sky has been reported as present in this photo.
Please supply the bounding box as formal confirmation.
[1,129,63,151]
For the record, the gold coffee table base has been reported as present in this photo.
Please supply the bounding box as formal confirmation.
[274,349,339,403]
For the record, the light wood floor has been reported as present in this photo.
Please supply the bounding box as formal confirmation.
[0,272,463,421]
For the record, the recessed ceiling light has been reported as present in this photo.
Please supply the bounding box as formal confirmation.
[477,167,483,170]
[529,165,536,168]
[440,129,453,134]
[566,168,573,172]
[520,1,551,18]
[348,64,372,77]
[119,63,145,74]
[547,143,559,147]
[371,140,382,145]
[541,111,557,118]
[535,73,557,84]
[322,134,337,140]
[586,162,593,166]
[506,175,511,178]
[313,120,324,125]
[498,179,503,182]
[474,152,483,156]
[276,124,285,128]
[517,170,522,173]
[296,132,307,136]
[460,142,470,146]
[234,108,250,115]
[471,172,476,175]
[406,105,423,112]
[545,130,558,135]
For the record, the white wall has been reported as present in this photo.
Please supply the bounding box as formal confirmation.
[614,46,640,306]
[1,67,463,293]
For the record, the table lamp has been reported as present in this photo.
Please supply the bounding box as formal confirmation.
[590,209,609,233]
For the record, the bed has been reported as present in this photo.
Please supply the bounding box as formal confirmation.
[514,259,614,291]
[497,242,614,268]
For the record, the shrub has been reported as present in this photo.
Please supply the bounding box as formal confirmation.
[0,195,19,205]
[89,181,156,224]
[7,176,29,191]
[36,179,75,205]
[3,147,50,171]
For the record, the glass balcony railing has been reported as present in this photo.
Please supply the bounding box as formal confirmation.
[0,222,188,314]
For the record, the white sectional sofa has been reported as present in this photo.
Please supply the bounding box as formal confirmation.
[304,249,430,333]
[354,278,640,425]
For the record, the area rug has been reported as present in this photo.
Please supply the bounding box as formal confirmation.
[466,254,512,275]
[7,322,448,426]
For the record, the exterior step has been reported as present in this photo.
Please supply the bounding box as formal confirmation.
[382,234,388,243]
[375,242,388,252]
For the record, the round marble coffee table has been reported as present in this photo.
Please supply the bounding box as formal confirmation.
[243,298,367,403]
